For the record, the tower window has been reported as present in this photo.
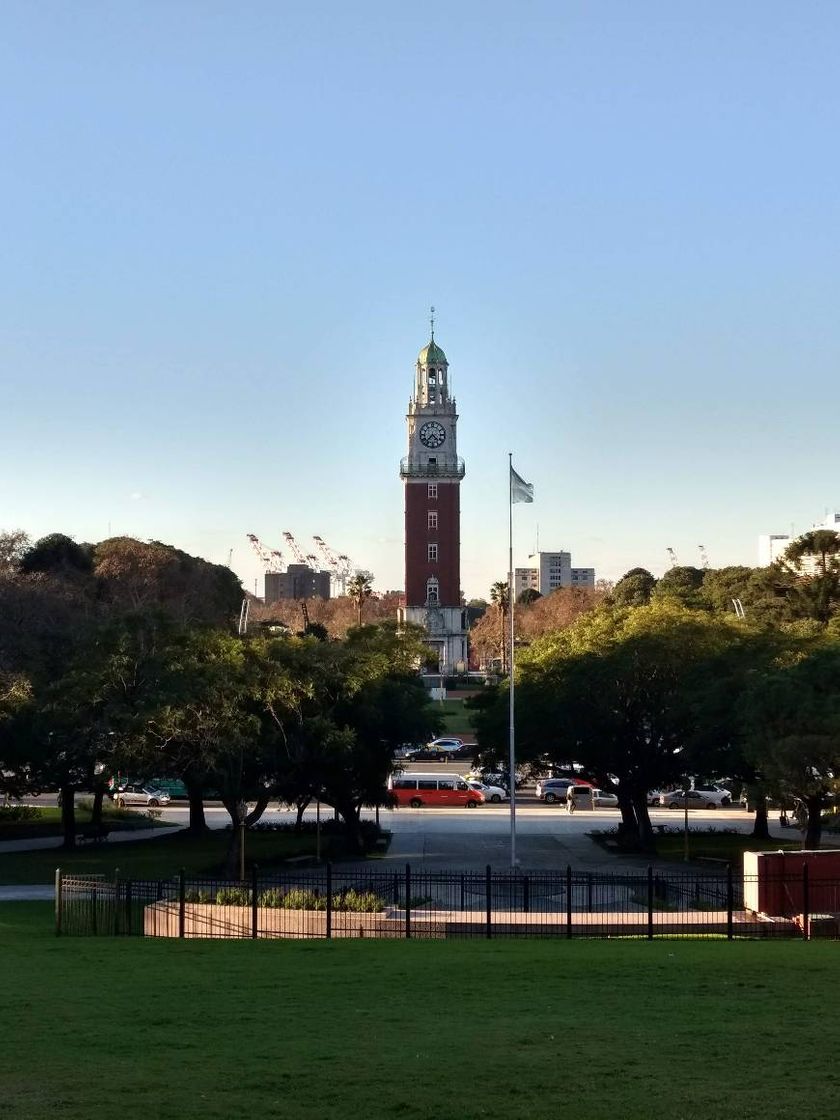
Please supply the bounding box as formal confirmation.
[428,483,438,499]
[428,511,438,530]
[426,577,439,604]
[428,543,438,562]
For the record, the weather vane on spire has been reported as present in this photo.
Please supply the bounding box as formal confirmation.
[430,305,435,341]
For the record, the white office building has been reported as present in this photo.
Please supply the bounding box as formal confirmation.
[515,551,596,596]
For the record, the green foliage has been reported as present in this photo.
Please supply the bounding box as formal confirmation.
[612,568,656,607]
[651,566,706,609]
[20,533,94,576]
[201,886,390,912]
[215,886,251,905]
[0,804,42,822]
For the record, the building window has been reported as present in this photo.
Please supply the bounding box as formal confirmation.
[428,511,438,530]
[428,543,438,562]
[426,577,439,604]
[428,483,438,498]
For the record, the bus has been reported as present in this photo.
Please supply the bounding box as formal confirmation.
[388,772,485,808]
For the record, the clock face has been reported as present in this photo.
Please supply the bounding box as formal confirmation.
[419,421,446,449]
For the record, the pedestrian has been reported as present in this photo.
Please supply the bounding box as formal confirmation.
[566,785,576,814]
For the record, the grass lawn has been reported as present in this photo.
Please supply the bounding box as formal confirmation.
[2,902,840,1120]
[0,805,168,841]
[437,696,476,738]
[654,830,805,863]
[0,828,331,885]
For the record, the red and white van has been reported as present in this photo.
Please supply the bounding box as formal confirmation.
[388,772,485,808]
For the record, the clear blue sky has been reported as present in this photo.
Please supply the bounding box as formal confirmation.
[3,1,839,599]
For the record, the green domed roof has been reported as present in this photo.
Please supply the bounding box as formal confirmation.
[418,339,447,366]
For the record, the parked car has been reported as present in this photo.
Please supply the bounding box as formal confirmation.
[660,788,731,810]
[647,790,665,806]
[591,788,619,808]
[693,783,732,801]
[535,777,592,803]
[466,780,508,804]
[404,738,470,761]
[114,784,171,808]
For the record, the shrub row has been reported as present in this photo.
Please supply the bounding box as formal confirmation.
[0,804,43,823]
[183,886,387,912]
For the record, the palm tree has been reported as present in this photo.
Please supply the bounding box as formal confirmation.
[347,572,374,627]
[781,530,840,622]
[490,580,510,672]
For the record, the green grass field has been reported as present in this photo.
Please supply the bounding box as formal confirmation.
[653,830,804,862]
[0,805,168,841]
[2,901,839,1120]
[0,828,327,884]
[438,696,476,738]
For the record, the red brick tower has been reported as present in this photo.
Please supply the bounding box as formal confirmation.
[398,326,467,670]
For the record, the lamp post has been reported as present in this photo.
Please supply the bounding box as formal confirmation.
[683,781,690,863]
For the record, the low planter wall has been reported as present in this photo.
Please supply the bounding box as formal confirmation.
[144,902,402,939]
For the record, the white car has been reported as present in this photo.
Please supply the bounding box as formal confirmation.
[114,784,171,808]
[592,788,619,808]
[466,780,508,804]
[660,788,732,810]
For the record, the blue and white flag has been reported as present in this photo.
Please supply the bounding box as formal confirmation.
[510,465,534,504]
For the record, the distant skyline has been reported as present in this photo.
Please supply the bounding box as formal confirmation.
[3,3,839,600]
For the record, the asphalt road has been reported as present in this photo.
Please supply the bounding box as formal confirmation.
[16,783,779,871]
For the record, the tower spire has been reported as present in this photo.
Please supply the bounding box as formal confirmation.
[430,304,435,341]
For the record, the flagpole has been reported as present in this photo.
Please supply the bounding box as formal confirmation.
[508,451,516,868]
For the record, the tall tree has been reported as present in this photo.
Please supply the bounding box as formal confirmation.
[347,572,374,628]
[780,530,840,623]
[612,567,656,607]
[490,580,510,672]
[741,640,840,848]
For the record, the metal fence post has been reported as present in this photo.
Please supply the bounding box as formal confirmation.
[251,864,259,940]
[55,868,62,937]
[405,863,411,939]
[113,868,120,936]
[647,866,654,941]
[802,863,810,941]
[178,867,186,939]
[125,878,133,937]
[587,872,593,913]
[460,873,465,911]
[91,883,98,937]
[726,865,734,941]
[485,865,492,939]
[566,865,573,939]
[326,862,333,940]
[523,875,530,914]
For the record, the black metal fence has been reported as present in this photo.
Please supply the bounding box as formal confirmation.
[54,864,840,941]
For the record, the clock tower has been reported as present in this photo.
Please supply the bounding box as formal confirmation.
[399,325,467,670]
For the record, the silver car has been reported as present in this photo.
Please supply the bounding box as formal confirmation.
[114,783,171,808]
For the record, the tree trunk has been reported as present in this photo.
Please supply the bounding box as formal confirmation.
[244,792,271,828]
[751,794,770,841]
[804,794,824,849]
[631,791,656,851]
[336,802,364,854]
[60,785,76,850]
[294,798,311,831]
[615,786,639,845]
[223,798,248,878]
[90,784,105,828]
[184,775,207,834]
